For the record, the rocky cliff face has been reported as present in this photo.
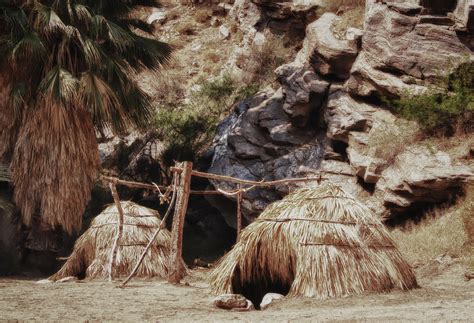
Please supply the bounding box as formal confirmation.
[208,0,473,222]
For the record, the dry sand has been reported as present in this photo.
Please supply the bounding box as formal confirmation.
[0,262,472,322]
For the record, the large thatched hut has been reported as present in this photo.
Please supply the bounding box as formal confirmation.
[209,183,417,306]
[50,201,175,280]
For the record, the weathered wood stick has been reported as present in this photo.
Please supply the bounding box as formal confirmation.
[100,175,222,195]
[168,162,193,284]
[108,183,125,282]
[170,168,352,186]
[236,184,242,242]
[121,173,179,287]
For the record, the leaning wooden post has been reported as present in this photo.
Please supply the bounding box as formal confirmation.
[168,161,193,284]
[108,182,125,282]
[236,184,242,241]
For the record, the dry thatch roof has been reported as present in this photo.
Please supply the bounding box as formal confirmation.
[50,201,174,280]
[209,183,417,304]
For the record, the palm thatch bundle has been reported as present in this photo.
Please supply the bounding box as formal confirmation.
[209,183,417,305]
[11,101,100,235]
[50,201,174,280]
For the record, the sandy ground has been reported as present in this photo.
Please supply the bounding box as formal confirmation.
[0,263,472,322]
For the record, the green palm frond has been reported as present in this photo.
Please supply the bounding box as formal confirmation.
[38,66,79,107]
[31,1,66,35]
[9,30,46,67]
[79,71,126,130]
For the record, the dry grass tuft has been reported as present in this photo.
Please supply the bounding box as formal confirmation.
[237,35,296,85]
[365,120,421,166]
[391,185,474,267]
[322,0,365,13]
[50,201,178,280]
[177,21,196,35]
[331,7,365,38]
[209,183,417,303]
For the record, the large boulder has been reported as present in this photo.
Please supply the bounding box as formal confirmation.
[347,2,473,99]
[299,13,362,80]
[98,132,164,183]
[251,0,320,35]
[373,146,473,219]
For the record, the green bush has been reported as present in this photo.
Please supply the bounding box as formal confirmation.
[155,108,216,166]
[197,75,236,103]
[154,75,258,166]
[389,62,474,136]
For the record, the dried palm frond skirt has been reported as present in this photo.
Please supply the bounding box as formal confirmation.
[50,201,176,280]
[209,183,417,305]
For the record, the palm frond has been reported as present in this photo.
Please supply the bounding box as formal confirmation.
[38,66,79,107]
[9,30,46,67]
[79,71,127,130]
[31,1,67,36]
[124,34,171,70]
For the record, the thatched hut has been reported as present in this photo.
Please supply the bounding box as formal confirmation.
[209,183,417,306]
[50,201,174,280]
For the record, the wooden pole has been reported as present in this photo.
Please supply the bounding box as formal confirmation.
[108,182,125,282]
[121,174,179,287]
[168,162,193,284]
[236,184,242,242]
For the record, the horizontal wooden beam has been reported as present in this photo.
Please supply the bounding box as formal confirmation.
[170,167,352,187]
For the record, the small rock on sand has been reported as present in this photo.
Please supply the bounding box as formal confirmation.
[260,293,284,310]
[213,294,252,310]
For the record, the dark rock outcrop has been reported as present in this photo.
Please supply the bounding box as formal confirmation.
[208,77,327,218]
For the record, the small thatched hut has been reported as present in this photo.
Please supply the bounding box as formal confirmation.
[50,201,174,280]
[209,183,417,306]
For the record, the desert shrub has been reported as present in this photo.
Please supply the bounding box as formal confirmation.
[365,120,420,166]
[177,21,195,35]
[391,190,472,265]
[194,8,212,23]
[331,7,365,38]
[205,51,221,64]
[389,61,474,136]
[197,75,236,103]
[322,0,365,13]
[154,75,255,166]
[235,83,260,101]
[461,185,474,270]
[242,35,294,85]
[155,107,217,165]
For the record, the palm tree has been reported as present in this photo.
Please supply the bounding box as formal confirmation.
[0,0,171,234]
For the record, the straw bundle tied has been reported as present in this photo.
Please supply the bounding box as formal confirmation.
[209,183,417,302]
[50,201,172,280]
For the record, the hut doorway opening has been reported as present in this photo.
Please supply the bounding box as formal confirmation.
[230,264,295,310]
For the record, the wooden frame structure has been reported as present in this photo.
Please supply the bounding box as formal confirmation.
[101,161,351,286]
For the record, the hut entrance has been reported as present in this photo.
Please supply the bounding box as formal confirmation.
[230,265,295,310]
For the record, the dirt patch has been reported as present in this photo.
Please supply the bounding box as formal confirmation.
[0,263,472,321]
